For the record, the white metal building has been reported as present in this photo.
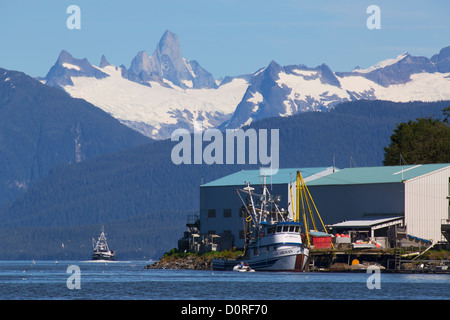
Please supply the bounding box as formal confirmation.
[200,164,450,249]
[404,165,450,244]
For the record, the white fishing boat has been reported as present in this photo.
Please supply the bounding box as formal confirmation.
[214,178,309,272]
[92,227,116,261]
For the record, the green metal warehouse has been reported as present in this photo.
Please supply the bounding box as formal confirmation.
[199,164,450,250]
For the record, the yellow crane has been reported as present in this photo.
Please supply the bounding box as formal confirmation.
[295,170,333,249]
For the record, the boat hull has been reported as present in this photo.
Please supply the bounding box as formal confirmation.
[244,247,309,272]
[213,247,309,272]
[92,252,116,261]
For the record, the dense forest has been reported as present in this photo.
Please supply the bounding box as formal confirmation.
[0,99,449,260]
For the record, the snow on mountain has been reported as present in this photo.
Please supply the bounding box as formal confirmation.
[44,50,109,89]
[345,52,438,87]
[43,31,450,137]
[63,64,249,139]
[44,30,246,139]
[222,52,450,129]
[352,52,409,74]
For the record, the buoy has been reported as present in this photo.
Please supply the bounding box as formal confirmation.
[351,259,360,265]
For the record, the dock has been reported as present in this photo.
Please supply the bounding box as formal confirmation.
[307,248,450,273]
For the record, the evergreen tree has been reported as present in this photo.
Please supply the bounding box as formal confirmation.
[383,108,450,165]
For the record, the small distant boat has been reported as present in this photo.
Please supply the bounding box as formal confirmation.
[233,262,255,272]
[91,227,116,261]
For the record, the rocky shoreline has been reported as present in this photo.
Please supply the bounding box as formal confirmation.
[145,254,214,270]
[145,249,450,272]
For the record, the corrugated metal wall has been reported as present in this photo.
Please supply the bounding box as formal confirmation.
[405,166,450,243]
[200,184,289,249]
[306,183,405,223]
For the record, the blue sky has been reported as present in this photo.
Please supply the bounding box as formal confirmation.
[0,0,449,78]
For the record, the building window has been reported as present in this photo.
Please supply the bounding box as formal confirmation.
[208,209,216,218]
[223,209,232,218]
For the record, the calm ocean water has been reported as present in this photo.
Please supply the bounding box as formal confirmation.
[0,260,449,301]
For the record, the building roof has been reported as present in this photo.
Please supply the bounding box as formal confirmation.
[329,217,404,229]
[201,163,450,188]
[307,163,450,186]
[201,167,336,187]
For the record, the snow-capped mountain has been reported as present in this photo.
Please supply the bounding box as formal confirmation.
[43,30,450,138]
[43,30,249,139]
[222,48,450,128]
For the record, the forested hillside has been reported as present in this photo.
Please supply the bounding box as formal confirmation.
[0,67,151,208]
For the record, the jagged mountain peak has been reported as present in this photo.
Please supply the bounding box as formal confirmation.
[151,30,186,78]
[54,50,94,69]
[56,50,74,62]
[126,30,217,89]
[99,55,112,68]
[431,45,450,72]
[157,30,182,55]
[45,50,109,88]
[267,59,282,69]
